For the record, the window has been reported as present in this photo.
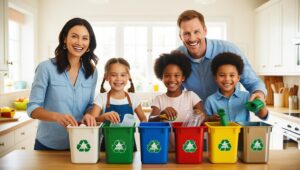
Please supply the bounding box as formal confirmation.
[4,7,35,93]
[92,21,226,92]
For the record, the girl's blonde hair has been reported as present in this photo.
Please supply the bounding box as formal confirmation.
[100,57,135,93]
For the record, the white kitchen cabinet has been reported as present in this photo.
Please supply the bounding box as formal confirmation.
[296,0,300,72]
[254,8,269,73]
[254,0,300,75]
[0,120,37,157]
[282,0,299,74]
[14,121,37,151]
[254,0,282,75]
[0,0,8,71]
[0,132,15,155]
[265,114,284,150]
[250,112,283,150]
[297,0,300,33]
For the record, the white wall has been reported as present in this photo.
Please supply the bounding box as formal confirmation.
[38,0,267,65]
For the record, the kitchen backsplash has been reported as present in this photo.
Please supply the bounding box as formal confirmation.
[283,76,300,109]
[283,76,300,96]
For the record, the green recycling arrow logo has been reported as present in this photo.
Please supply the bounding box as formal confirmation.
[251,139,264,151]
[218,139,231,151]
[147,140,161,153]
[76,139,91,152]
[112,139,127,153]
[183,140,197,153]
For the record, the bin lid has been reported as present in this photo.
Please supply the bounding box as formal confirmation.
[138,122,171,128]
[237,121,272,127]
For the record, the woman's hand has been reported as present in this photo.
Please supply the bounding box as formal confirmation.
[160,107,177,121]
[82,114,97,126]
[103,111,120,124]
[56,114,78,127]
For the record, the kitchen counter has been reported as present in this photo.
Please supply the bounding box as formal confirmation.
[0,111,34,136]
[0,150,299,170]
[266,105,300,124]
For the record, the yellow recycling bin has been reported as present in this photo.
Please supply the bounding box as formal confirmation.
[205,122,241,163]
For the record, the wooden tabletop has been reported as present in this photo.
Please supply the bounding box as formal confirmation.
[0,150,299,170]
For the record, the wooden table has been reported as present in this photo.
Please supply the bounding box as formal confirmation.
[0,150,299,170]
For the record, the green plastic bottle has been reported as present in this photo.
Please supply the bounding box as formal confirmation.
[245,99,264,113]
[217,109,229,126]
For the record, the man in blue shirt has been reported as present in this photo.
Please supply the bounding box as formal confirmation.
[176,10,266,102]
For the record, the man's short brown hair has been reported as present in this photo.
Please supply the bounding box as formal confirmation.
[177,10,206,28]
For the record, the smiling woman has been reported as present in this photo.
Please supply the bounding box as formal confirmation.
[27,18,99,151]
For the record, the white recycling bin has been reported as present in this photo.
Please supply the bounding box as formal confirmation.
[67,123,102,163]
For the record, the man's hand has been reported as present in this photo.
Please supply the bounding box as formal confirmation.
[249,90,265,102]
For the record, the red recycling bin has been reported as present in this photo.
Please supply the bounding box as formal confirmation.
[172,122,206,164]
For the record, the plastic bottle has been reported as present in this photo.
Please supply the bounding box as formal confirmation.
[245,99,265,113]
[182,109,205,127]
[217,109,229,126]
[121,114,136,126]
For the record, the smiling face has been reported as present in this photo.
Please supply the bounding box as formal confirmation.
[106,63,130,92]
[64,25,90,59]
[179,18,207,59]
[162,64,185,97]
[215,64,240,97]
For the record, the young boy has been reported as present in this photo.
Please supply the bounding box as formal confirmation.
[204,52,268,122]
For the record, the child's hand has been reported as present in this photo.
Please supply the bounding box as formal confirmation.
[160,107,177,121]
[103,111,120,124]
[208,114,220,122]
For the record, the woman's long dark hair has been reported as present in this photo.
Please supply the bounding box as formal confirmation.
[54,17,98,78]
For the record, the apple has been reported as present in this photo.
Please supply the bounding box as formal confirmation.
[0,107,16,118]
[15,97,25,102]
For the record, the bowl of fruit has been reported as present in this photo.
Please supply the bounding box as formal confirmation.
[13,97,29,110]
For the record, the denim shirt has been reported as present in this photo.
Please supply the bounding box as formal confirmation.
[204,88,268,122]
[177,38,267,102]
[27,59,98,149]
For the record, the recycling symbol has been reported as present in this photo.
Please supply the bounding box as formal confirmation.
[218,139,231,151]
[251,139,264,151]
[183,140,197,153]
[76,139,91,152]
[147,140,161,153]
[112,139,127,153]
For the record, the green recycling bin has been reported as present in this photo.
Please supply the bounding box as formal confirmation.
[102,122,135,164]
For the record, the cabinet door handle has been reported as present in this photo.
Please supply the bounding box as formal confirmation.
[21,132,25,135]
[274,65,282,67]
[21,147,26,150]
[0,142,4,146]
[7,61,13,65]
